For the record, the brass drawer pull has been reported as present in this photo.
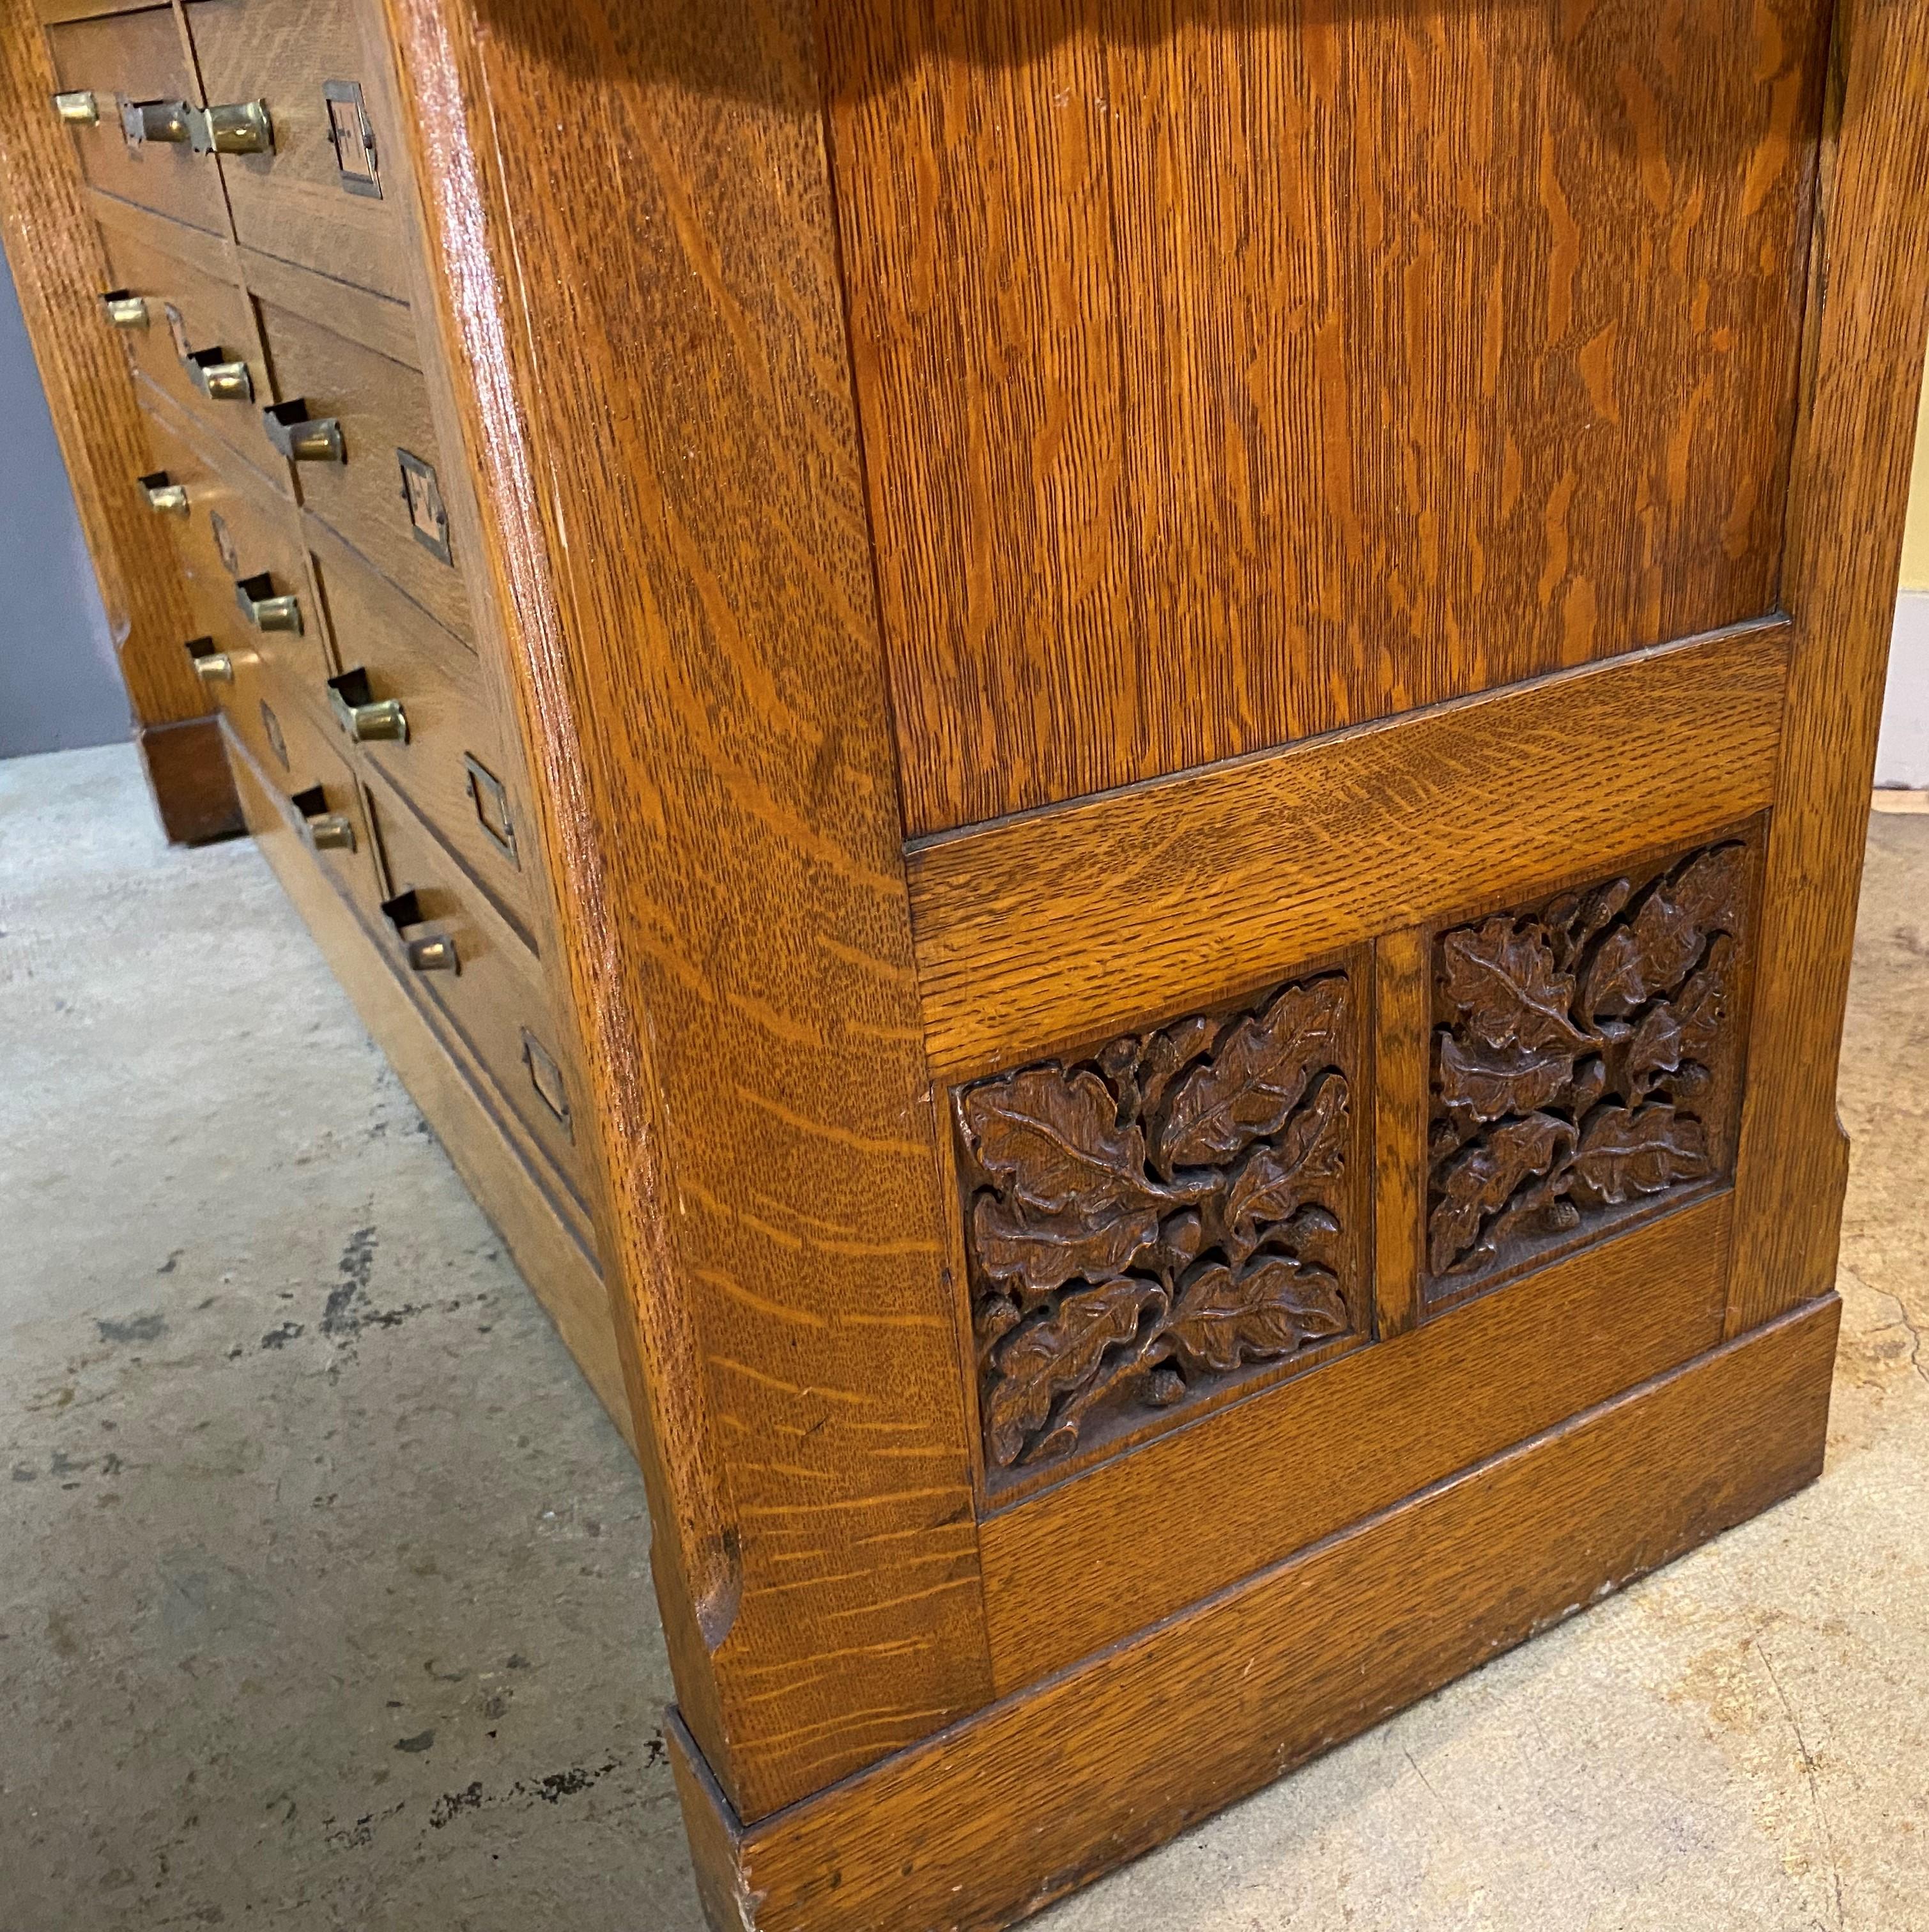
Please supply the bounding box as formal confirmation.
[380,889,458,974]
[291,785,355,852]
[262,399,344,464]
[186,348,252,402]
[190,100,272,155]
[182,636,233,684]
[100,289,148,329]
[120,98,192,146]
[138,471,188,516]
[327,668,408,744]
[53,90,98,125]
[234,572,302,634]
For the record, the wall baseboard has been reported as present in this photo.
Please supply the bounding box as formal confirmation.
[1879,592,1929,787]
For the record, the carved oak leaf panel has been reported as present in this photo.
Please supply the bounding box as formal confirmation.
[1155,976,1348,1175]
[957,966,1359,1483]
[1426,835,1755,1295]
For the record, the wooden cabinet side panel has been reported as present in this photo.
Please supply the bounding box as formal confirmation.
[0,0,219,740]
[1730,0,1929,1333]
[374,0,995,1821]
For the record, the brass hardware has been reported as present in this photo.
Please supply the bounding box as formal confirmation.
[190,100,272,155]
[209,510,240,577]
[183,636,233,684]
[327,668,407,744]
[53,90,98,125]
[186,349,252,401]
[262,400,343,464]
[323,80,380,198]
[292,785,355,852]
[521,1031,573,1135]
[234,572,302,634]
[121,98,192,146]
[463,753,518,866]
[381,889,458,974]
[397,449,451,562]
[100,289,148,329]
[138,471,188,516]
[259,701,289,769]
[162,302,193,362]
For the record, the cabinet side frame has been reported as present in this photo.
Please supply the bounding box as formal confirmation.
[372,0,995,1823]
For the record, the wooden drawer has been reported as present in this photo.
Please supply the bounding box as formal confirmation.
[364,788,584,1201]
[183,0,414,303]
[46,8,227,234]
[254,299,473,643]
[94,203,279,469]
[139,395,335,776]
[304,519,536,937]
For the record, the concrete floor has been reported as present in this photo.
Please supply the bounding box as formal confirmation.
[1,744,1925,1932]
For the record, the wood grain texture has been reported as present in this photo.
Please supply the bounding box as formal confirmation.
[136,712,241,841]
[0,0,213,740]
[226,723,629,1441]
[185,0,415,303]
[1369,926,1427,1341]
[252,296,472,641]
[43,5,228,234]
[908,618,1788,1080]
[981,1192,1730,1691]
[376,0,994,1819]
[1730,0,1929,1335]
[679,1294,1837,1932]
[817,0,1830,833]
[238,244,417,368]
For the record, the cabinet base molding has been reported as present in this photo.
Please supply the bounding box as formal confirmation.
[670,1294,1838,1932]
[137,715,243,847]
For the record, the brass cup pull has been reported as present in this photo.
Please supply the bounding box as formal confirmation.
[100,289,148,329]
[182,636,233,684]
[190,100,272,155]
[186,349,252,402]
[381,889,459,975]
[234,572,302,634]
[53,90,99,125]
[262,400,344,464]
[138,471,188,516]
[290,785,355,852]
[121,98,192,145]
[327,668,407,744]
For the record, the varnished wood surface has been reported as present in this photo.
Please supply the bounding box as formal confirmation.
[186,0,415,304]
[907,618,1788,1079]
[44,5,228,234]
[253,295,473,641]
[0,0,212,739]
[819,0,1829,834]
[981,1193,1730,1690]
[227,723,630,1440]
[238,244,418,369]
[379,0,993,1819]
[1369,926,1427,1341]
[681,1295,1838,1932]
[1731,0,1929,1335]
[137,712,242,841]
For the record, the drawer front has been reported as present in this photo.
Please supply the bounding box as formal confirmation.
[97,215,278,464]
[305,522,535,935]
[183,0,414,303]
[140,400,335,774]
[47,8,227,234]
[254,300,473,643]
[365,790,583,1198]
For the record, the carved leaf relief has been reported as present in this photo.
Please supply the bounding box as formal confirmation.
[959,972,1358,1482]
[1426,838,1754,1291]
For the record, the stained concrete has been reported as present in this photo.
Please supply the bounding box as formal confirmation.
[2,742,1925,1931]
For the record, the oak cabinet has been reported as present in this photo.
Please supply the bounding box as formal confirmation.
[4,0,1924,1926]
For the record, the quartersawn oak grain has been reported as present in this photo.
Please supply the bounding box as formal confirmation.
[376,0,994,1821]
[679,1296,1838,1932]
[907,617,1788,1080]
[818,0,1829,833]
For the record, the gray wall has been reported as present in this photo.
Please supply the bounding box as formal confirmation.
[1,239,129,759]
